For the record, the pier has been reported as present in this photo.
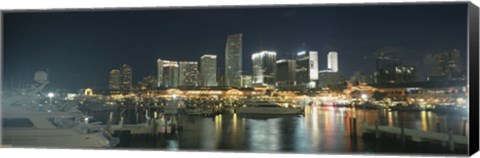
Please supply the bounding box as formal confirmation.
[362,122,468,151]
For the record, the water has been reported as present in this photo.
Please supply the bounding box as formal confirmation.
[91,106,469,155]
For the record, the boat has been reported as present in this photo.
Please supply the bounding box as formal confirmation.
[234,100,304,115]
[2,71,120,148]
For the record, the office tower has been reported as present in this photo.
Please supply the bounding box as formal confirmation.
[179,61,199,87]
[225,33,243,87]
[276,59,296,89]
[328,51,339,72]
[241,75,252,88]
[252,51,277,86]
[109,69,121,90]
[200,54,218,86]
[158,59,179,88]
[120,64,132,91]
[296,51,319,90]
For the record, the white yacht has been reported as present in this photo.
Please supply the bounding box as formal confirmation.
[1,71,119,148]
[235,101,304,115]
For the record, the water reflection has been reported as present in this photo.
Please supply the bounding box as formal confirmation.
[93,105,467,153]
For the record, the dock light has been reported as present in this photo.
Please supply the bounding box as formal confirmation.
[47,92,54,105]
[172,94,177,100]
[361,94,368,101]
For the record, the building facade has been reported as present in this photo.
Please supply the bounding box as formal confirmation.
[375,65,415,84]
[252,51,277,86]
[241,75,252,88]
[327,51,339,72]
[158,59,179,88]
[109,69,121,90]
[120,64,132,91]
[276,59,296,89]
[225,33,243,87]
[179,61,199,87]
[296,51,319,90]
[200,54,218,87]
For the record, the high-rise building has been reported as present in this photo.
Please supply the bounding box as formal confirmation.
[158,59,179,88]
[327,51,338,72]
[200,54,217,87]
[296,51,319,90]
[424,49,464,81]
[241,75,252,88]
[120,64,133,91]
[252,51,277,86]
[139,75,156,90]
[109,69,121,90]
[225,33,243,87]
[179,61,199,87]
[276,59,296,89]
[375,65,415,84]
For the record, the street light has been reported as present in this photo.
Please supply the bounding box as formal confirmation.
[47,92,54,105]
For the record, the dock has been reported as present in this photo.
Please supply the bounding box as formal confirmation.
[362,122,468,151]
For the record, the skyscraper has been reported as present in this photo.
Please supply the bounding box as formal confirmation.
[179,61,199,87]
[252,51,277,86]
[296,51,319,90]
[327,51,338,72]
[120,64,132,91]
[276,59,296,89]
[200,54,217,87]
[109,69,121,90]
[225,33,243,87]
[159,60,179,88]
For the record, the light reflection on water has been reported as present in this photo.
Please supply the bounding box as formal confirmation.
[95,106,468,153]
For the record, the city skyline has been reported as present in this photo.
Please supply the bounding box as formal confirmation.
[3,4,468,91]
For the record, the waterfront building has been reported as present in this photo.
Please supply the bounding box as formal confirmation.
[200,54,218,87]
[327,51,339,72]
[109,69,121,90]
[252,51,277,87]
[276,59,296,90]
[296,51,319,90]
[120,64,132,91]
[179,61,199,87]
[225,33,243,87]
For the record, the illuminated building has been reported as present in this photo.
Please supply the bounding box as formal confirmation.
[375,65,415,84]
[225,33,243,87]
[158,59,179,88]
[109,69,121,90]
[276,59,296,90]
[120,64,132,91]
[252,51,277,86]
[179,61,199,87]
[200,54,218,87]
[424,49,464,81]
[296,51,319,90]
[327,51,338,72]
[241,75,252,88]
[140,75,156,90]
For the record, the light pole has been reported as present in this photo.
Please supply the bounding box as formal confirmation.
[47,92,54,106]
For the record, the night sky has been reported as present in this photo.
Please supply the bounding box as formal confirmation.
[3,3,468,91]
